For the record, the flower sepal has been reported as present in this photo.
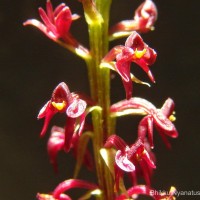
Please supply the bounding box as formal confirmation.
[37,179,99,200]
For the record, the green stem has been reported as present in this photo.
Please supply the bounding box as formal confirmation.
[82,0,114,199]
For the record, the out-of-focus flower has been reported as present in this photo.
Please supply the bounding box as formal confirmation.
[24,0,79,42]
[104,135,156,190]
[116,185,176,200]
[103,32,156,99]
[110,97,178,148]
[38,82,87,152]
[133,0,158,32]
[109,0,157,40]
[23,0,91,58]
[47,126,93,173]
[47,126,65,172]
[37,179,99,200]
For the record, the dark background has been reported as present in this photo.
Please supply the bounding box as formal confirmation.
[0,0,200,199]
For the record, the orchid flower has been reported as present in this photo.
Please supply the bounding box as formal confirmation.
[111,97,178,148]
[47,126,93,173]
[103,31,156,99]
[116,185,176,200]
[38,82,87,152]
[23,0,90,58]
[134,0,157,32]
[24,0,79,41]
[37,179,99,200]
[109,0,158,40]
[104,135,156,190]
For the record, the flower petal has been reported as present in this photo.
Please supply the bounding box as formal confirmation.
[38,7,58,37]
[141,149,156,169]
[66,99,87,118]
[110,97,156,115]
[47,126,65,172]
[55,6,72,38]
[104,135,127,151]
[115,150,135,172]
[51,82,72,106]
[46,0,54,23]
[161,98,175,118]
[153,111,178,138]
[38,101,57,137]
[125,31,144,49]
[52,179,98,199]
[64,117,76,152]
[54,3,66,17]
[23,19,57,40]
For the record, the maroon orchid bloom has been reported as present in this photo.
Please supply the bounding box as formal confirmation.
[109,0,157,39]
[116,185,176,200]
[111,97,178,148]
[134,0,158,33]
[38,82,87,152]
[24,0,79,41]
[103,31,156,99]
[37,179,99,200]
[47,126,93,173]
[104,135,156,190]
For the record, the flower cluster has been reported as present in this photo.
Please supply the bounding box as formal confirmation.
[102,97,178,195]
[25,0,178,199]
[110,97,178,148]
[104,135,156,191]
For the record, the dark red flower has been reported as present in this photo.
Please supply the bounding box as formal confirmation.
[38,82,87,152]
[24,0,79,42]
[104,135,156,190]
[47,126,93,173]
[111,97,178,148]
[134,0,158,33]
[109,0,157,39]
[103,31,156,99]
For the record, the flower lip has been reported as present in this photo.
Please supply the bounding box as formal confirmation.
[66,99,87,118]
[115,150,135,172]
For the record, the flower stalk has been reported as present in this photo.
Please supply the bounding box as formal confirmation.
[24,0,178,199]
[81,0,114,198]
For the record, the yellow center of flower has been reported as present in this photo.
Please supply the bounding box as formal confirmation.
[169,111,176,122]
[135,48,147,59]
[52,101,66,111]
